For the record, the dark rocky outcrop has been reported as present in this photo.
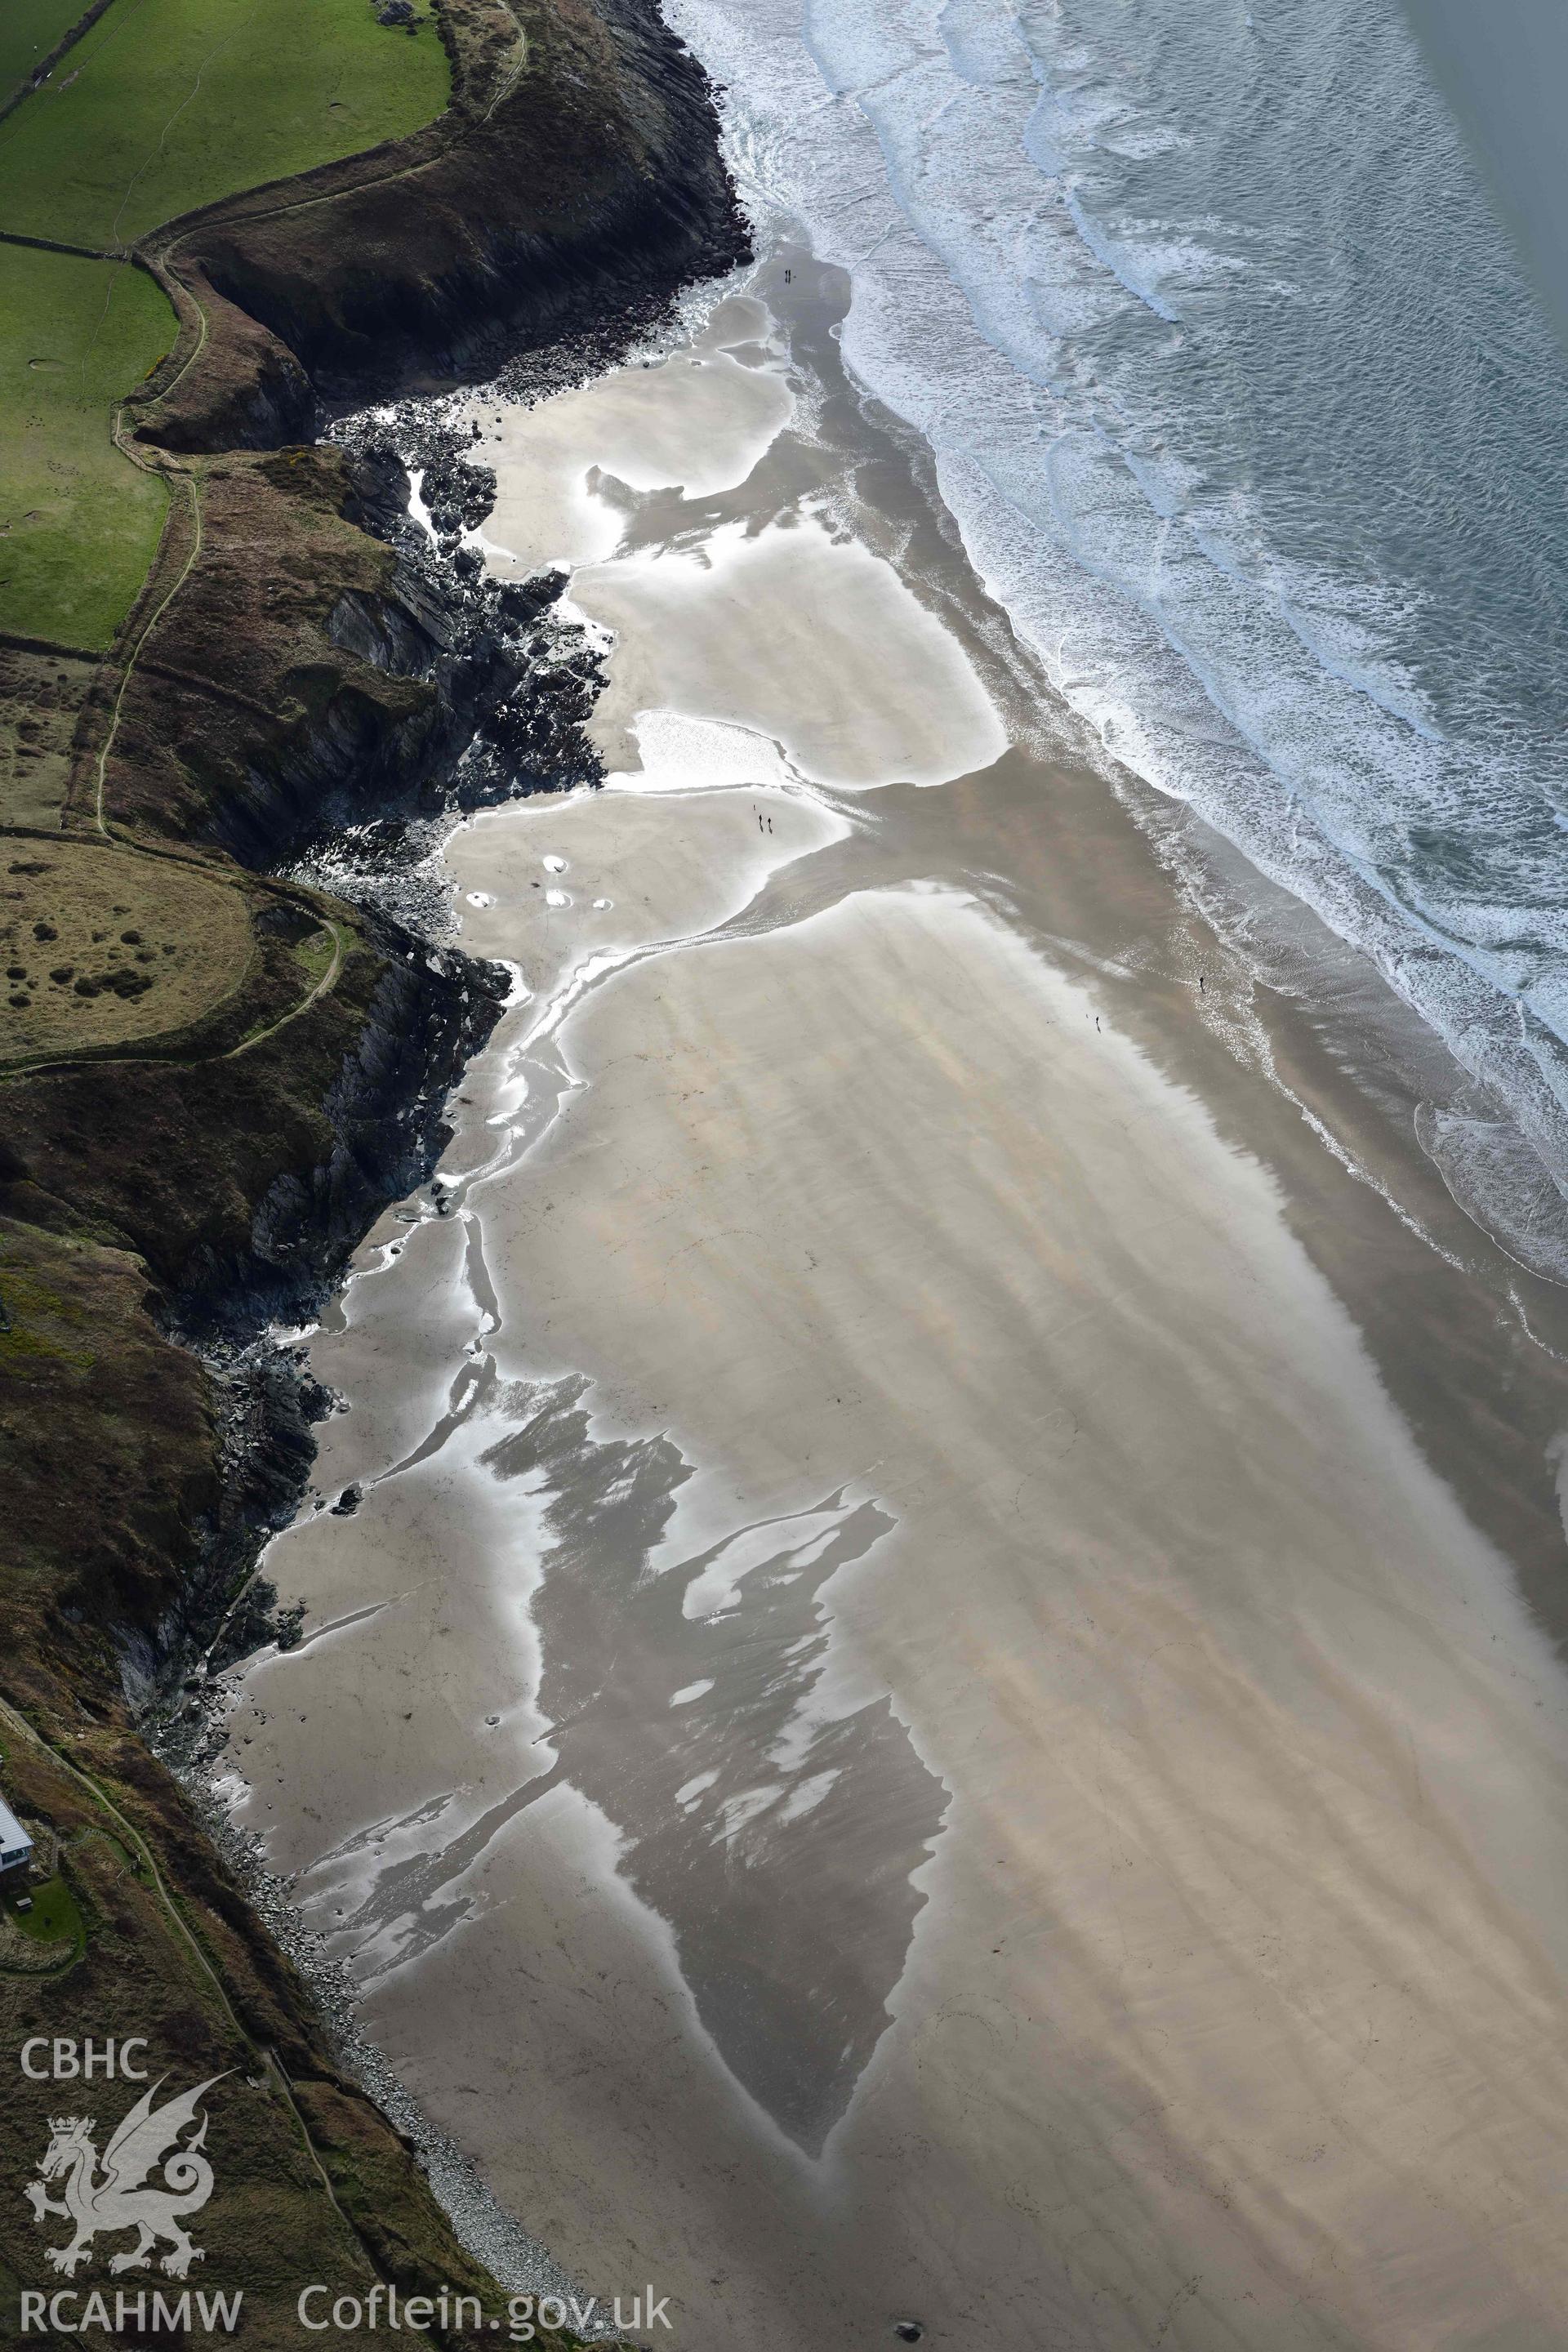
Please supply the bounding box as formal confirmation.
[1,901,506,1325]
[100,445,507,857]
[136,0,749,450]
[100,444,604,861]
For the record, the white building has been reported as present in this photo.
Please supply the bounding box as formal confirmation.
[0,1798,33,1878]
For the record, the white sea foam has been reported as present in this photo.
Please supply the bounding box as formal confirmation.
[665,0,1568,1239]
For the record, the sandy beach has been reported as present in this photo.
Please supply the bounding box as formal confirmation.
[226,250,1568,2349]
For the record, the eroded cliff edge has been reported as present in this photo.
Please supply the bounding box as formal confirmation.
[0,1,746,2335]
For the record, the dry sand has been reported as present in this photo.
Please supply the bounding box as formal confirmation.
[227,254,1568,2350]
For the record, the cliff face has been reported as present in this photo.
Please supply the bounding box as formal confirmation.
[96,445,508,857]
[2,900,508,1321]
[98,0,746,858]
[0,1,746,2332]
[141,0,748,450]
[96,444,604,861]
[7,0,749,1645]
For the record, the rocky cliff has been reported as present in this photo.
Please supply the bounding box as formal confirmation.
[0,1,746,2335]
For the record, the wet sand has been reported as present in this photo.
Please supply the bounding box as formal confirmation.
[229,252,1568,2349]
[481,296,795,572]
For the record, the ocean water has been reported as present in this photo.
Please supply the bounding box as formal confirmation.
[662,0,1568,1271]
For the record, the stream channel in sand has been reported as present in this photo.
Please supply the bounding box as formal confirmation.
[223,248,1568,2351]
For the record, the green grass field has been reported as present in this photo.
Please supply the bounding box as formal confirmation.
[0,0,95,106]
[0,243,174,648]
[5,1869,86,1953]
[0,0,450,250]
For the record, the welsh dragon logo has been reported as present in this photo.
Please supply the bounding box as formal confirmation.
[25,2074,228,2278]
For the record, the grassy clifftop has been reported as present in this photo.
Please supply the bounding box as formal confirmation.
[0,246,174,649]
[0,0,450,653]
[0,0,451,249]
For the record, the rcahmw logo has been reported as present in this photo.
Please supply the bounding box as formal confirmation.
[18,2038,242,2334]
